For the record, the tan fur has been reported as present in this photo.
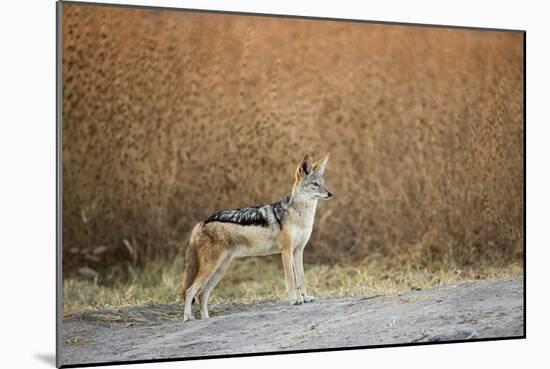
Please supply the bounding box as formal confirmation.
[181,154,331,321]
[179,223,204,300]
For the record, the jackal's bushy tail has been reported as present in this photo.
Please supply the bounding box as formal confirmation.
[179,222,203,302]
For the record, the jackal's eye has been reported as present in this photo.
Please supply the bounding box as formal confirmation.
[312,182,320,187]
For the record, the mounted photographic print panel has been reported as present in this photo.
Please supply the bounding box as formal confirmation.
[57,1,525,367]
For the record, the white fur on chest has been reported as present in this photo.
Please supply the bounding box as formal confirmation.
[286,200,317,249]
[286,224,313,251]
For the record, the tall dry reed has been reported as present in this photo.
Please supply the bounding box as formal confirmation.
[62,5,524,275]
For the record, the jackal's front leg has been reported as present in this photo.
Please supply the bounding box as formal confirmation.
[293,248,316,303]
[281,250,302,305]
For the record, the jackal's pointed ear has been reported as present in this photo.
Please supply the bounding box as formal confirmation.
[313,153,330,175]
[295,154,313,180]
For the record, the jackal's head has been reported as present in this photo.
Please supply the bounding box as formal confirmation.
[293,153,333,201]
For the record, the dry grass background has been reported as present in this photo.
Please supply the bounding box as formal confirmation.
[62,4,524,284]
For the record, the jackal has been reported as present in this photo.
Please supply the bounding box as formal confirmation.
[180,153,332,321]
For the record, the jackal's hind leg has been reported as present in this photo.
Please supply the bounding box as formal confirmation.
[183,272,210,322]
[198,256,232,319]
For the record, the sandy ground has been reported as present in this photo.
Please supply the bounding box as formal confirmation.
[62,277,524,366]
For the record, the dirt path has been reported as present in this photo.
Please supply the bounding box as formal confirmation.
[62,277,524,366]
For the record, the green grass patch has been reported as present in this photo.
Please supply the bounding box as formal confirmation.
[63,255,522,316]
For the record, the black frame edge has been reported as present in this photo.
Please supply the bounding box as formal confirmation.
[58,0,526,33]
[56,1,64,368]
[60,335,526,368]
[522,30,527,339]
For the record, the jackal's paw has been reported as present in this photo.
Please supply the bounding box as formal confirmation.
[183,313,195,322]
[302,294,317,303]
[289,298,303,306]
